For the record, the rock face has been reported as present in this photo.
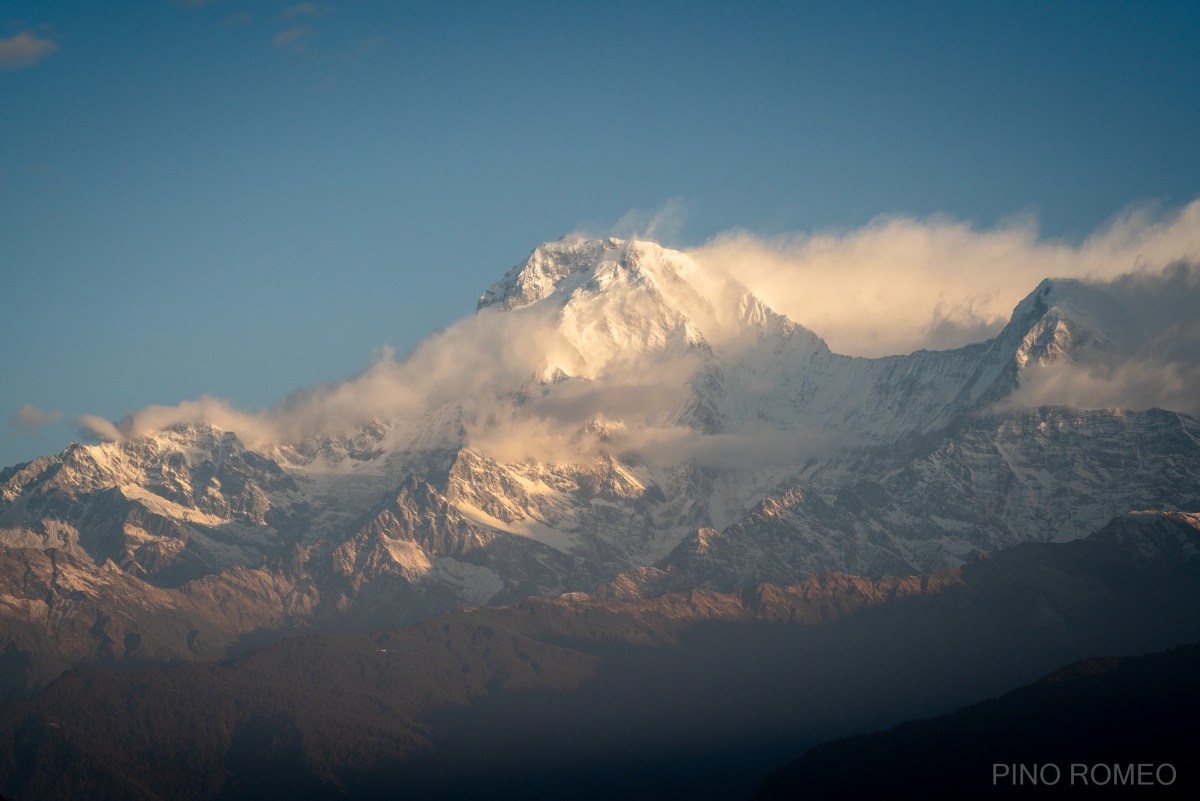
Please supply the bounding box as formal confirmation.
[2,237,1199,694]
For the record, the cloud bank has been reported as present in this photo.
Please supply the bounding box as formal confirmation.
[76,314,519,447]
[1003,360,1200,419]
[692,201,1200,358]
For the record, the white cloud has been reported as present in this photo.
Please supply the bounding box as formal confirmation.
[75,414,123,443]
[0,31,59,71]
[691,200,1200,357]
[997,360,1200,418]
[10,404,61,435]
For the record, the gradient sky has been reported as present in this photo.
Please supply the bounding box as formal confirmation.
[3,0,1199,469]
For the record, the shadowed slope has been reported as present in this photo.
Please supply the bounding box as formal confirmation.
[0,511,1198,801]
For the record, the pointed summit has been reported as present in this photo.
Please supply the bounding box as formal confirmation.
[475,237,814,358]
[478,237,624,312]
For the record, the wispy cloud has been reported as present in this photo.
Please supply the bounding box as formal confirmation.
[0,31,59,71]
[222,12,254,27]
[610,198,688,246]
[10,404,61,436]
[75,414,124,443]
[271,24,312,49]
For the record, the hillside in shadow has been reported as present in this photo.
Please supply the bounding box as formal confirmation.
[756,641,1200,799]
[1,512,1198,800]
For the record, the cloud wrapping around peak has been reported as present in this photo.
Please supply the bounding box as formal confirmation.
[0,31,59,71]
[69,306,594,446]
[998,261,1200,417]
[691,200,1200,358]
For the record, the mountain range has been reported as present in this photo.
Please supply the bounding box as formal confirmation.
[2,236,1199,700]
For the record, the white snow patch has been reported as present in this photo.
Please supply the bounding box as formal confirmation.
[453,500,579,553]
[117,484,227,526]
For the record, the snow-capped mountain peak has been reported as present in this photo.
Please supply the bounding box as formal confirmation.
[473,237,823,381]
[1005,277,1124,367]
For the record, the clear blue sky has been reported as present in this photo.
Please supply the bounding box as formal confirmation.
[3,0,1199,468]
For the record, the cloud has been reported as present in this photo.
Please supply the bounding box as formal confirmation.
[75,414,123,443]
[10,404,61,436]
[612,424,840,470]
[998,360,1200,419]
[223,12,254,27]
[997,261,1200,416]
[691,200,1200,357]
[0,31,59,71]
[462,355,705,464]
[271,25,311,48]
[283,3,333,17]
[599,197,688,248]
[1090,261,1200,361]
[70,305,571,450]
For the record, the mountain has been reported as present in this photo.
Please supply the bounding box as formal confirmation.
[755,640,1200,800]
[2,237,1199,695]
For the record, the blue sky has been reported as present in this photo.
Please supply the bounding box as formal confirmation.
[3,0,1199,468]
